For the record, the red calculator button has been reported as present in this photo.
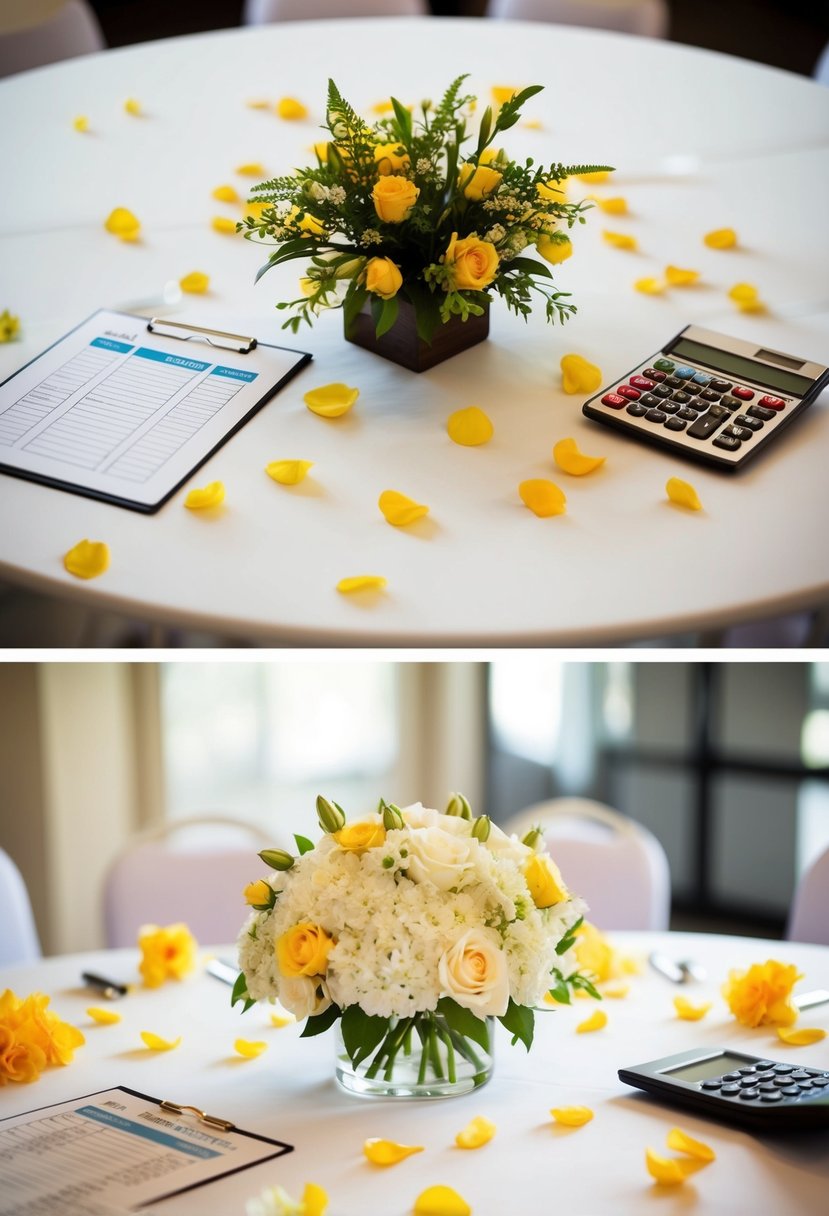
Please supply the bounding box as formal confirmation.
[601,393,627,409]
[630,376,656,390]
[758,395,786,410]
[617,385,641,400]
[642,368,667,381]
[731,386,754,400]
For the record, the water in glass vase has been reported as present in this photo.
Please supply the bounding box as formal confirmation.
[335,1011,494,1099]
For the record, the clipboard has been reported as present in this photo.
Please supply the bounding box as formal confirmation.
[0,309,312,514]
[0,1084,293,1212]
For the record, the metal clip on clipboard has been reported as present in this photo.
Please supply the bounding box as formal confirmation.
[147,317,257,354]
[158,1100,236,1132]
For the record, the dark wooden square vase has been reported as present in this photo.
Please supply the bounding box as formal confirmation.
[345,297,490,373]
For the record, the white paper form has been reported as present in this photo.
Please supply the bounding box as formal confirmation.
[0,310,310,511]
[0,1086,291,1214]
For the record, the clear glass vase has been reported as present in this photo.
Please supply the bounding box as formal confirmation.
[334,1011,494,1099]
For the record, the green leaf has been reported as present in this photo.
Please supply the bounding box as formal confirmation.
[340,1005,391,1067]
[294,834,315,856]
[300,1002,341,1038]
[571,972,602,1001]
[391,96,413,144]
[498,998,534,1051]
[476,105,493,154]
[230,970,251,1009]
[436,997,492,1052]
[547,969,571,1005]
[374,295,399,339]
[505,256,554,281]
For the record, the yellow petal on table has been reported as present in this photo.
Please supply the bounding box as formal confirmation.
[276,96,308,120]
[634,277,665,295]
[560,353,603,395]
[86,1007,122,1025]
[413,1185,472,1216]
[266,459,313,485]
[270,1011,295,1028]
[553,437,606,476]
[666,1128,716,1162]
[519,479,566,518]
[245,99,271,110]
[211,216,238,234]
[304,382,359,418]
[603,983,630,999]
[491,85,518,105]
[674,996,712,1021]
[728,282,765,313]
[602,230,638,251]
[104,207,141,241]
[704,227,737,249]
[777,1026,827,1046]
[179,271,210,294]
[184,481,225,510]
[446,406,493,447]
[243,201,271,221]
[455,1116,496,1149]
[124,98,142,116]
[236,162,266,176]
[363,1138,425,1166]
[537,177,567,201]
[336,575,387,595]
[234,1039,268,1058]
[140,1031,181,1051]
[591,196,628,214]
[73,115,89,132]
[63,539,110,579]
[666,477,702,512]
[578,170,611,184]
[576,1010,607,1033]
[665,265,700,286]
[522,118,543,130]
[378,489,429,527]
[302,1183,329,1216]
[645,1148,701,1185]
[0,310,21,342]
[550,1106,594,1127]
[212,184,240,202]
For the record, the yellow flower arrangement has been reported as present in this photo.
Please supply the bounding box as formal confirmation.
[0,990,84,1085]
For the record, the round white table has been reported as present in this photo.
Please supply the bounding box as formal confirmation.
[1,932,827,1214]
[1,20,828,645]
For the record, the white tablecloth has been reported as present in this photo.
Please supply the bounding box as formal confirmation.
[1,932,827,1214]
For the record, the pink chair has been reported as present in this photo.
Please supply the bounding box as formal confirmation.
[0,1,105,79]
[0,848,41,966]
[787,844,829,946]
[102,817,277,948]
[487,0,668,38]
[502,798,671,930]
[243,0,428,23]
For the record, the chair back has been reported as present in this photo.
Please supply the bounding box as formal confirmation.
[244,0,427,23]
[0,1,105,79]
[0,849,42,966]
[102,817,277,948]
[487,0,668,38]
[787,845,829,945]
[502,797,671,929]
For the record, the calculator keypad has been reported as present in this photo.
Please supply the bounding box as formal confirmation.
[692,1060,829,1104]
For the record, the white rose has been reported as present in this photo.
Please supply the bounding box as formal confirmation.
[485,823,532,861]
[278,975,331,1021]
[438,928,509,1017]
[405,826,473,890]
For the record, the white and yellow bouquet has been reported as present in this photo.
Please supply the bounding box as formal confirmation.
[241,77,611,347]
[236,795,596,1095]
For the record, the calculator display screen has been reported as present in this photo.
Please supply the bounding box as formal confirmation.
[669,338,813,395]
[662,1053,748,1083]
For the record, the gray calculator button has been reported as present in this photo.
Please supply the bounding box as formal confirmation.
[683,382,702,395]
[665,417,686,432]
[761,1091,783,1102]
[720,395,740,410]
[626,403,648,417]
[804,1069,822,1077]
[739,1088,760,1100]
[748,404,775,422]
[790,1071,810,1080]
[780,1085,800,1096]
[737,1067,757,1075]
[660,400,680,414]
[755,1061,774,1069]
[713,434,741,451]
[773,1064,794,1074]
[811,1077,829,1087]
[729,425,753,442]
[645,409,667,424]
[756,1071,775,1080]
[736,413,763,431]
[774,1076,794,1087]
[758,1082,777,1092]
[701,1079,722,1089]
[740,1076,760,1087]
[796,1079,813,1089]
[722,1072,741,1082]
[720,1084,741,1095]
[688,411,726,440]
[677,406,699,421]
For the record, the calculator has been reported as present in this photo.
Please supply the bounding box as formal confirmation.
[619,1047,829,1131]
[582,325,829,470]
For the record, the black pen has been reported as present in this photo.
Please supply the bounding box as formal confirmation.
[81,971,129,999]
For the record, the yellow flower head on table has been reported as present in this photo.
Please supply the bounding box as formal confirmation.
[722,958,802,1027]
[137,923,198,988]
[276,923,334,979]
[0,990,85,1083]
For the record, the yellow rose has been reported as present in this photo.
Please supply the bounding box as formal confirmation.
[372,174,419,224]
[458,162,503,201]
[537,234,572,265]
[374,142,410,175]
[243,879,272,906]
[137,923,198,988]
[364,257,403,300]
[443,232,499,290]
[574,922,614,983]
[722,959,802,1028]
[524,853,568,909]
[333,818,387,853]
[276,923,334,978]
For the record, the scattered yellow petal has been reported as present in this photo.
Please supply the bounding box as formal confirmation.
[234,1039,268,1058]
[665,265,700,286]
[553,436,606,476]
[560,353,603,395]
[0,310,21,342]
[491,85,518,105]
[211,217,237,235]
[276,97,308,120]
[645,1148,700,1185]
[236,162,266,176]
[86,1007,122,1025]
[728,282,765,313]
[666,1128,716,1162]
[522,118,543,130]
[304,383,360,418]
[179,271,210,294]
[519,479,566,518]
[212,184,240,202]
[337,575,387,595]
[455,1116,496,1149]
[246,98,271,109]
[704,227,737,249]
[140,1031,181,1051]
[63,539,110,579]
[266,459,313,485]
[243,201,270,221]
[578,170,611,184]
[666,477,702,511]
[777,1026,827,1046]
[550,1106,594,1127]
[270,1012,295,1028]
[371,100,395,114]
[124,98,141,116]
[536,234,572,264]
[603,983,629,999]
[363,1138,425,1166]
[104,207,141,241]
[73,115,89,132]
[413,1185,472,1216]
[446,406,494,447]
[378,489,429,527]
[184,481,225,510]
[576,1010,607,1033]
[312,141,330,161]
[592,196,628,214]
[634,277,665,294]
[602,230,638,251]
[674,996,712,1021]
[302,1183,328,1216]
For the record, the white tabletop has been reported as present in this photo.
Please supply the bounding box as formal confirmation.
[1,932,827,1214]
[1,20,829,644]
